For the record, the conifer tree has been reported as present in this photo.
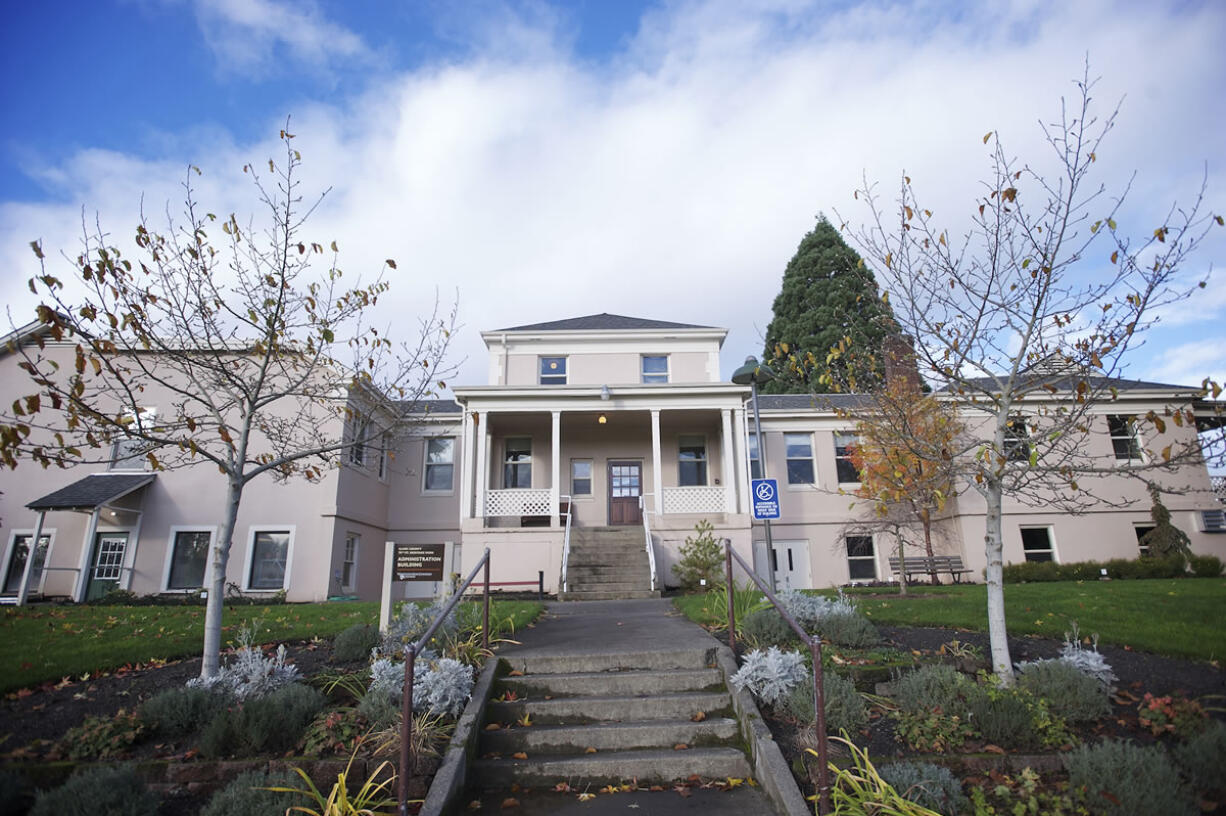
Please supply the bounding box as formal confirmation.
[761,217,893,394]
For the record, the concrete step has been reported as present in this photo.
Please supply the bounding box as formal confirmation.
[558,589,661,601]
[471,746,752,787]
[498,667,724,697]
[503,647,714,676]
[565,564,651,578]
[486,691,731,726]
[480,717,740,756]
[562,581,652,592]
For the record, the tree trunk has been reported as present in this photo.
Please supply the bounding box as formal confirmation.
[921,507,938,585]
[983,483,1015,684]
[201,477,244,678]
[896,533,908,597]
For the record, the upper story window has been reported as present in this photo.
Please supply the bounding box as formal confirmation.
[641,355,669,383]
[347,413,371,467]
[424,437,455,492]
[678,434,708,486]
[539,357,567,385]
[1108,415,1142,461]
[784,432,814,485]
[834,432,860,484]
[748,433,762,480]
[109,408,156,471]
[1004,416,1031,463]
[504,437,533,487]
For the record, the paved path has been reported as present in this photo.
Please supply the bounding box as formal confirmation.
[464,598,778,815]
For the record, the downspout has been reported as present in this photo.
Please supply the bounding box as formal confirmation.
[501,333,508,385]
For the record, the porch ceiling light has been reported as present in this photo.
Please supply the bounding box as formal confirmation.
[598,414,607,424]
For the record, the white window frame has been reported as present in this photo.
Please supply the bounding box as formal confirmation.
[348,413,371,467]
[242,525,296,592]
[1019,525,1058,563]
[109,407,157,472]
[845,534,878,582]
[1107,415,1143,462]
[1004,416,1031,463]
[503,437,533,488]
[539,356,567,385]
[161,525,217,593]
[571,458,593,498]
[341,533,359,593]
[747,432,762,481]
[678,433,709,487]
[377,432,389,481]
[2,528,57,596]
[784,432,815,486]
[422,436,456,494]
[833,431,860,485]
[1133,522,1156,557]
[641,355,669,384]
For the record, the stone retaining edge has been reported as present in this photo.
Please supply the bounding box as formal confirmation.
[714,645,811,816]
[419,655,501,816]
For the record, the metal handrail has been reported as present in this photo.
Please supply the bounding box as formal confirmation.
[638,493,657,592]
[560,494,573,593]
[399,547,491,816]
[723,541,831,815]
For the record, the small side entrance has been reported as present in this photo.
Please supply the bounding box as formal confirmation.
[85,532,129,601]
[608,461,643,526]
[770,540,810,590]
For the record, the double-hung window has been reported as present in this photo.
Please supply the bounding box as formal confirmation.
[504,438,532,487]
[641,355,669,383]
[834,432,860,484]
[846,535,877,580]
[1004,417,1031,463]
[748,433,762,480]
[424,437,455,492]
[1020,527,1055,562]
[348,413,370,467]
[571,460,592,496]
[342,534,358,591]
[784,433,814,485]
[110,408,156,470]
[1108,415,1142,461]
[539,357,567,385]
[248,530,290,590]
[167,529,211,591]
[678,435,708,486]
[2,534,51,595]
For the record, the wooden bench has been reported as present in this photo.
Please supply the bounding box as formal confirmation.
[888,555,973,583]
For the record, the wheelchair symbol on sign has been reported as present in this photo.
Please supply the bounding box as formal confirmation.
[755,481,775,502]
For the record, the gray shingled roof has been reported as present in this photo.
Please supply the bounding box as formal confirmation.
[957,375,1201,393]
[397,399,462,414]
[755,393,873,411]
[28,473,155,511]
[496,313,715,332]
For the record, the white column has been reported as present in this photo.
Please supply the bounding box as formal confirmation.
[379,541,396,631]
[550,410,561,528]
[75,508,102,602]
[15,511,46,606]
[459,409,474,521]
[651,409,664,514]
[475,411,489,523]
[735,407,751,514]
[721,408,735,514]
[121,509,145,591]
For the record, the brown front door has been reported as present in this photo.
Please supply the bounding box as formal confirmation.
[608,461,643,525]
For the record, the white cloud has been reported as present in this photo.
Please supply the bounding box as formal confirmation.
[1142,339,1226,393]
[3,0,1225,392]
[193,0,370,74]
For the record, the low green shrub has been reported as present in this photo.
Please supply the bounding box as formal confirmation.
[778,673,867,735]
[1064,739,1196,816]
[814,610,880,648]
[878,761,969,815]
[31,766,159,816]
[1016,659,1110,722]
[300,707,368,756]
[739,607,798,649]
[199,683,326,757]
[139,686,229,735]
[1002,555,1197,583]
[0,769,27,816]
[57,709,144,760]
[331,623,381,663]
[965,685,1043,750]
[895,708,975,753]
[200,769,304,816]
[1173,720,1226,792]
[894,665,971,715]
[1190,555,1224,578]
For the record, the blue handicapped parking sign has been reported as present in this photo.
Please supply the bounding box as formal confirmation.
[751,478,781,520]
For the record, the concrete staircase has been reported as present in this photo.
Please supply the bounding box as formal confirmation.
[469,645,751,789]
[561,526,659,601]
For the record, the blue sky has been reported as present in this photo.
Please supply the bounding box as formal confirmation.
[2,0,1224,394]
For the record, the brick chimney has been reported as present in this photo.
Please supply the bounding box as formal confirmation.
[883,333,921,393]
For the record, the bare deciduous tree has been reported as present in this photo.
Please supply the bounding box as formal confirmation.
[1,129,456,677]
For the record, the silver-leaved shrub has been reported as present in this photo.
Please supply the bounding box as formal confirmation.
[731,646,807,706]
[381,601,458,656]
[187,624,300,700]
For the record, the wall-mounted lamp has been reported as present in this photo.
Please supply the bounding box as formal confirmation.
[600,385,611,400]
[597,414,607,424]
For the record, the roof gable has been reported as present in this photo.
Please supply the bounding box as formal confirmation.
[496,313,715,332]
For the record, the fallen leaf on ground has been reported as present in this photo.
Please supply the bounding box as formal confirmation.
[553,782,572,793]
[673,743,689,750]
[577,792,596,802]
[485,723,501,731]
[675,786,692,798]
[508,670,524,676]
[466,801,482,811]
[512,752,528,760]
[500,797,519,809]
[983,744,1005,754]
[585,747,597,753]
[691,711,706,722]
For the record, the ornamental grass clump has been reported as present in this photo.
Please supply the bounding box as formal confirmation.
[730,646,807,707]
[1064,739,1196,816]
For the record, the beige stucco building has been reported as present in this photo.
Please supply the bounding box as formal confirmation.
[2,313,1224,605]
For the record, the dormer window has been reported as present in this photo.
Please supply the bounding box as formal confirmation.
[539,357,567,385]
[641,355,669,383]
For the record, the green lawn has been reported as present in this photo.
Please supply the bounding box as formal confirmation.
[674,578,1226,663]
[0,599,542,695]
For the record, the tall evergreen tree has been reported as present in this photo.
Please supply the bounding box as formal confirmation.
[762,217,893,394]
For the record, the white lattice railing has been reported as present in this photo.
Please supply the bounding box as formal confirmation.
[485,489,553,517]
[661,486,726,514]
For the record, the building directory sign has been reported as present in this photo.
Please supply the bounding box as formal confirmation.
[394,543,445,581]
[751,478,781,520]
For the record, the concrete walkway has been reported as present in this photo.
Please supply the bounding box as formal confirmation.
[462,598,778,815]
